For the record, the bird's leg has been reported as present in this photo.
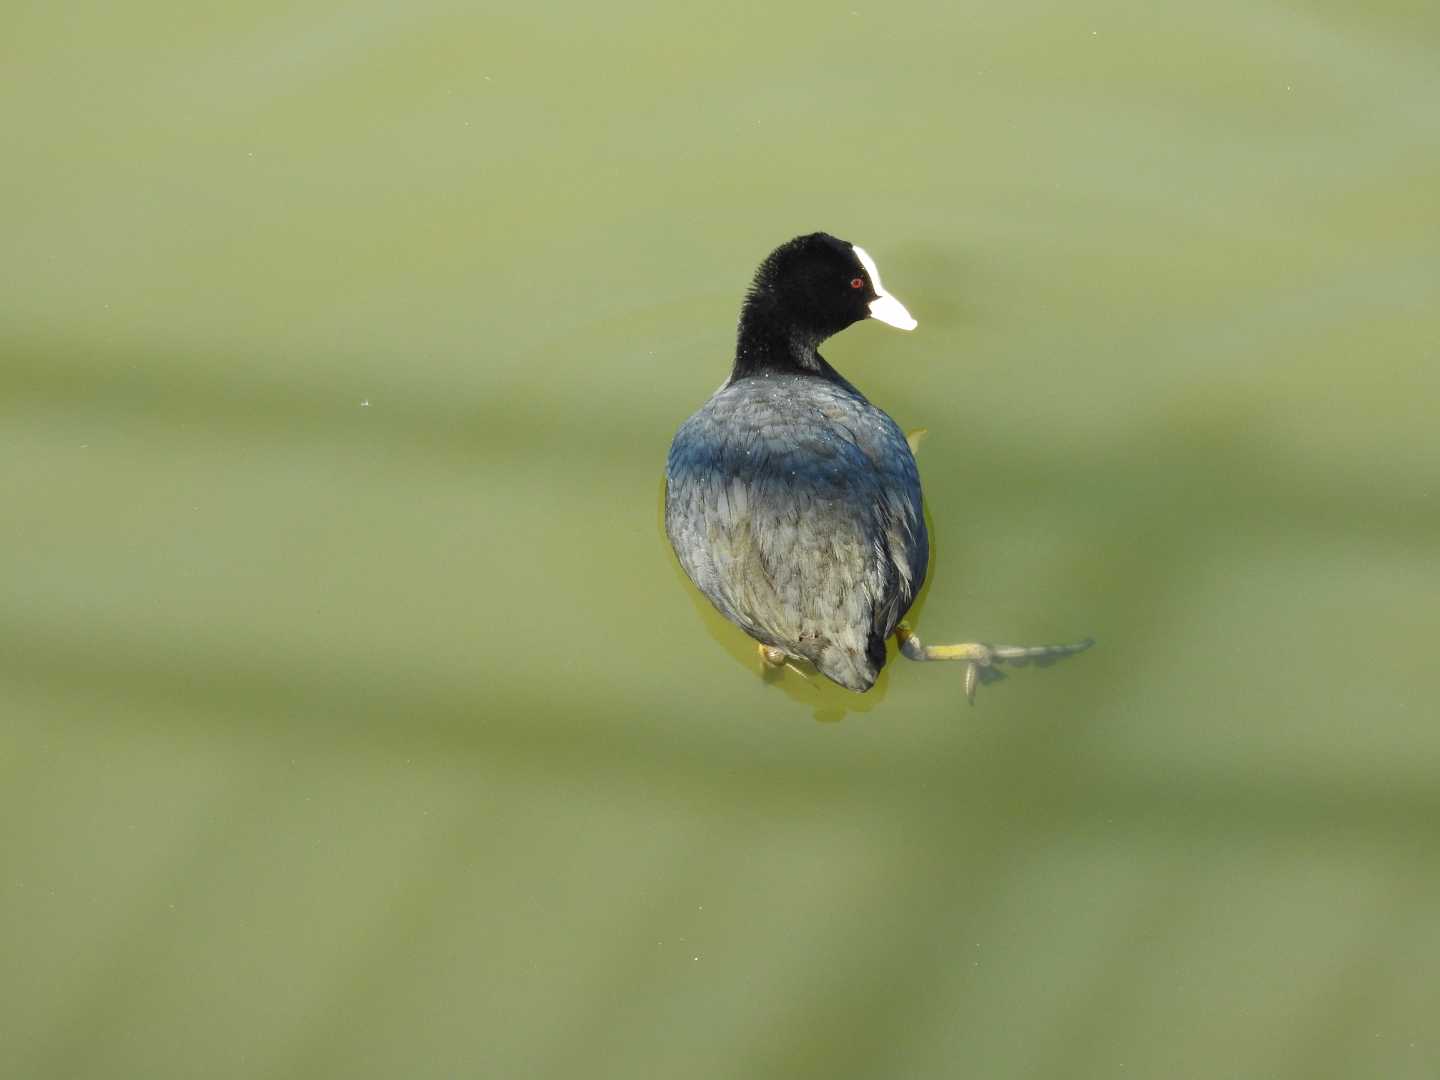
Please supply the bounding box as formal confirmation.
[905,428,928,456]
[894,622,1094,704]
[757,643,813,683]
[758,643,787,669]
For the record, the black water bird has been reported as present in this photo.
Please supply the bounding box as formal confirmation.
[664,233,1090,701]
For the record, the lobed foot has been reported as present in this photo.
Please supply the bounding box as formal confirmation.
[758,643,788,669]
[895,623,1094,704]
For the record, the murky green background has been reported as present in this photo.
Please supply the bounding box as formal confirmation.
[4,2,1438,1077]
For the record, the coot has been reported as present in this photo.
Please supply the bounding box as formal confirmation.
[665,233,1090,701]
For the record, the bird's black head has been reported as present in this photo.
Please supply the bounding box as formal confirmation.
[750,232,916,338]
[735,233,915,378]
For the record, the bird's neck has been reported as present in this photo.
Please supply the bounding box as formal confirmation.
[730,297,827,380]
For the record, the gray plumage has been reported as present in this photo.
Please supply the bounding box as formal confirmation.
[664,233,926,691]
[666,372,927,690]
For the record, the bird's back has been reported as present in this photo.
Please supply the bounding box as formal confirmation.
[665,373,927,690]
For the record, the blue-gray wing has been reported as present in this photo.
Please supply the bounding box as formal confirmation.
[664,377,927,690]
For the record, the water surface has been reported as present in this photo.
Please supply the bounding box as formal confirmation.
[3,2,1438,1077]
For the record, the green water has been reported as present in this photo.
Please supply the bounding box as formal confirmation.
[4,2,1439,1077]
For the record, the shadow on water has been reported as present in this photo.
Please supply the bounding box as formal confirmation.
[10,336,1439,739]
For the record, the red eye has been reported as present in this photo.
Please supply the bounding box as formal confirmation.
[850,278,864,289]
